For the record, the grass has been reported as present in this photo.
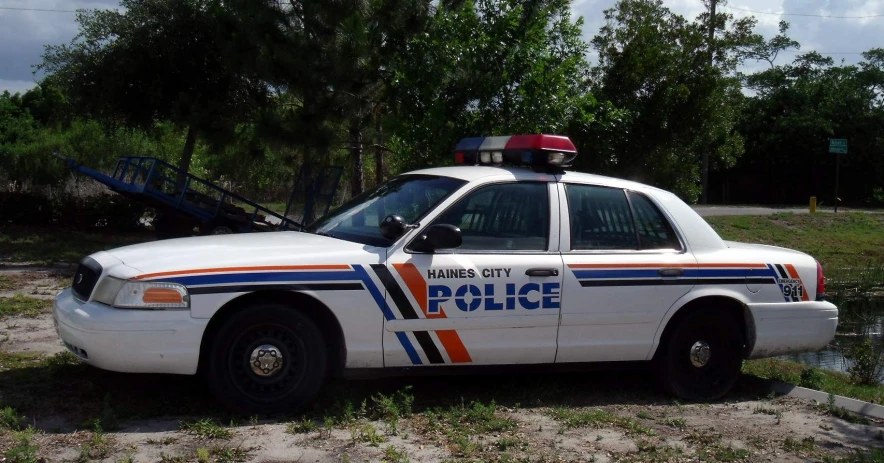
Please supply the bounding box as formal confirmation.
[0,226,153,265]
[179,418,232,439]
[76,420,114,462]
[743,358,884,405]
[350,423,386,446]
[0,405,25,430]
[0,275,15,291]
[705,212,884,291]
[0,295,48,318]
[286,417,317,434]
[4,426,39,463]
[382,445,410,463]
[548,407,655,436]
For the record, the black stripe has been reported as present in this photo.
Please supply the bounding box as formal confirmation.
[189,283,362,295]
[579,277,777,287]
[370,264,421,319]
[369,264,445,365]
[774,264,789,279]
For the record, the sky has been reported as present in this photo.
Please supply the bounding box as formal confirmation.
[1,0,882,94]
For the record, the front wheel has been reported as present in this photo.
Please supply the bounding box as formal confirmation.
[206,304,327,414]
[655,310,743,400]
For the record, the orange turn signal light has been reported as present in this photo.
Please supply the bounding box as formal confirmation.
[142,287,184,304]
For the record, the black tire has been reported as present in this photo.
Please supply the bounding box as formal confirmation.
[200,221,235,235]
[655,310,743,401]
[206,304,327,414]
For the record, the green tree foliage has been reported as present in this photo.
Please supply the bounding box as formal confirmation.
[721,49,884,204]
[38,0,269,175]
[2,0,880,208]
[388,0,611,171]
[588,0,765,201]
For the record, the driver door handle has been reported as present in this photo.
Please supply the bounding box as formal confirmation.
[526,268,559,277]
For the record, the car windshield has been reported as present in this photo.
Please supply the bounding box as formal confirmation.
[307,175,467,247]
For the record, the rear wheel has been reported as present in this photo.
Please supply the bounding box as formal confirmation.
[206,304,327,414]
[656,310,743,400]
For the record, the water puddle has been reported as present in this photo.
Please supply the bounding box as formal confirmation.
[779,295,884,375]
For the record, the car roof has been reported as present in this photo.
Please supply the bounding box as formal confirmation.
[406,166,663,192]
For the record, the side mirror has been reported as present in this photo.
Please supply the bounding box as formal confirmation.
[379,214,408,240]
[410,224,462,253]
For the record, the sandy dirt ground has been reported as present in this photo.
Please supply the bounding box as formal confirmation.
[0,265,882,462]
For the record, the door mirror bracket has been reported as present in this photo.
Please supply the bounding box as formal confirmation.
[379,214,420,240]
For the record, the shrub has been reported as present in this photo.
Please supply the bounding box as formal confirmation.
[845,338,884,386]
[799,368,825,390]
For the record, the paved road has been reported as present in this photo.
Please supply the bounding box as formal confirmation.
[692,205,882,217]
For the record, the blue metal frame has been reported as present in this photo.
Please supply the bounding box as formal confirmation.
[62,156,304,232]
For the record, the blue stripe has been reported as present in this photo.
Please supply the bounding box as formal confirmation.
[161,271,361,286]
[682,268,777,278]
[395,332,422,365]
[572,267,777,280]
[351,265,422,365]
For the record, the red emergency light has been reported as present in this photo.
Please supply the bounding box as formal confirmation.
[454,134,578,167]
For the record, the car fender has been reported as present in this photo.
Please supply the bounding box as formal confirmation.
[646,287,754,360]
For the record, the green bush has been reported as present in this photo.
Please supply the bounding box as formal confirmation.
[799,368,825,390]
[845,338,884,386]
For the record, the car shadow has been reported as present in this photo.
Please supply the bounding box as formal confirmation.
[0,357,770,434]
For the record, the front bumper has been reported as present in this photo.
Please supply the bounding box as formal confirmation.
[53,288,208,375]
[747,300,838,358]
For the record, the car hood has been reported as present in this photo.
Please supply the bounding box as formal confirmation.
[104,231,377,276]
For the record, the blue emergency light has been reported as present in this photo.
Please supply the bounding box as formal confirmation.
[454,134,578,167]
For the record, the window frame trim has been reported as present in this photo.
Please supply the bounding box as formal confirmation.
[404,180,559,255]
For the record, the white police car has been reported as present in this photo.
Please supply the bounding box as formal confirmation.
[54,134,838,412]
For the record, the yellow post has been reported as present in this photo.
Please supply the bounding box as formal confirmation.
[810,196,817,213]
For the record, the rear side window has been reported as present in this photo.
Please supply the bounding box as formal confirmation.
[565,185,636,250]
[628,191,681,250]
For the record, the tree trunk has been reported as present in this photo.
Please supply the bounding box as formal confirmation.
[375,117,384,186]
[349,121,364,197]
[177,125,198,187]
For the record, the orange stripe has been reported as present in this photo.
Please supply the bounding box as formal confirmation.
[392,263,472,362]
[435,329,472,363]
[784,264,810,301]
[134,264,352,280]
[568,263,768,269]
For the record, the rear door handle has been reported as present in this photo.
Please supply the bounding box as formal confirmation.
[526,268,559,277]
[658,268,684,277]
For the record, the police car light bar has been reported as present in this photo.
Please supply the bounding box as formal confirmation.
[454,134,578,167]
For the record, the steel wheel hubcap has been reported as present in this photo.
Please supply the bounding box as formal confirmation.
[690,341,711,368]
[250,344,284,377]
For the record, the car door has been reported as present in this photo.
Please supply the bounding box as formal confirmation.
[381,181,564,367]
[556,183,698,363]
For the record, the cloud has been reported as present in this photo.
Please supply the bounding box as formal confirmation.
[1,0,882,94]
[572,0,883,69]
[0,79,38,95]
[0,0,120,92]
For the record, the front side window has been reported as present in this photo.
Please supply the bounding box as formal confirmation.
[426,182,550,251]
[307,175,466,247]
[565,184,637,250]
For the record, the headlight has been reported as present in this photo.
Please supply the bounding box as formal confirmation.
[92,277,190,309]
